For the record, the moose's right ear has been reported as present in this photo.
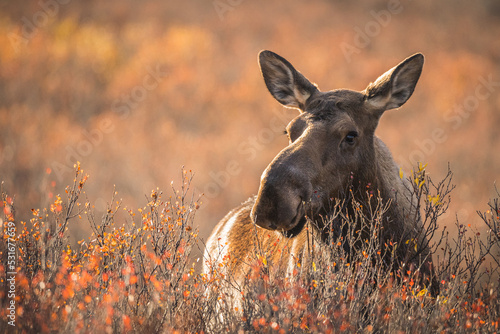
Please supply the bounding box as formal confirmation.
[259,50,318,110]
[365,53,424,113]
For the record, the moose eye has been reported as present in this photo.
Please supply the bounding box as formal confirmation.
[345,131,358,145]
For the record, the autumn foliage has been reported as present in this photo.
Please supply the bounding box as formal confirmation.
[1,1,499,243]
[1,165,206,332]
[1,1,499,332]
[1,164,499,333]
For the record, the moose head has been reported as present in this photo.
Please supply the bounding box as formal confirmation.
[251,51,424,232]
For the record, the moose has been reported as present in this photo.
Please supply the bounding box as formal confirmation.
[204,50,438,305]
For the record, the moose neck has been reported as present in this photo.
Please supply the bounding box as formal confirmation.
[350,136,380,204]
[315,136,392,230]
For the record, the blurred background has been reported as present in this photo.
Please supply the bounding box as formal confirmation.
[0,0,499,244]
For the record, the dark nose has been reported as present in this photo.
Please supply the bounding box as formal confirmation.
[251,184,304,230]
[251,152,311,231]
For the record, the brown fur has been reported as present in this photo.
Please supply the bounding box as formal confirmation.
[204,51,437,300]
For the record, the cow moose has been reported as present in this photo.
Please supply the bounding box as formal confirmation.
[204,51,438,306]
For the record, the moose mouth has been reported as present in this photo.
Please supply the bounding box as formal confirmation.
[292,200,305,227]
[281,200,307,237]
[283,214,307,238]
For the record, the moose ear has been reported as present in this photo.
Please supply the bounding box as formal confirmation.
[365,53,424,112]
[259,50,318,110]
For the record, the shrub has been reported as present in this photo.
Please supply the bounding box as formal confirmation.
[1,165,206,333]
[1,163,499,333]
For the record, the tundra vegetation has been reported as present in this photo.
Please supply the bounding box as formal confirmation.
[0,2,499,332]
[0,164,499,333]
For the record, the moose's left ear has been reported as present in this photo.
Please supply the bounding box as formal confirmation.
[364,53,424,112]
[259,50,318,110]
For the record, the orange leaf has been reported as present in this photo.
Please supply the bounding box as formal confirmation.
[123,315,131,331]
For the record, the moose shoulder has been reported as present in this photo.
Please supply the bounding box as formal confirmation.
[204,51,437,298]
